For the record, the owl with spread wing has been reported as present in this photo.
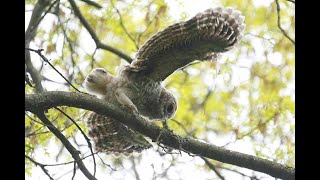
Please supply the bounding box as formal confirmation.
[84,7,245,155]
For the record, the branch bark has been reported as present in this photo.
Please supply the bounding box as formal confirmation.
[25,91,295,180]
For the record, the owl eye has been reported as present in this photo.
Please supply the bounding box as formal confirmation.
[166,104,174,114]
[96,68,107,74]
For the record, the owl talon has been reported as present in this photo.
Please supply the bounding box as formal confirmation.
[125,104,139,115]
[115,88,140,115]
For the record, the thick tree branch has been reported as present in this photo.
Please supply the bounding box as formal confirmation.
[32,111,97,180]
[68,0,133,63]
[25,91,295,180]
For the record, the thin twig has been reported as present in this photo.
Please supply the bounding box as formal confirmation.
[25,112,55,128]
[130,157,141,180]
[41,152,98,167]
[34,0,59,32]
[41,75,69,85]
[110,0,139,50]
[72,162,77,180]
[170,119,189,135]
[245,32,275,45]
[25,0,57,44]
[80,0,102,9]
[54,107,97,176]
[56,167,79,180]
[136,0,157,46]
[26,118,74,138]
[26,48,81,92]
[25,155,54,180]
[215,165,260,179]
[275,0,295,44]
[91,48,97,69]
[201,157,225,180]
[286,0,295,3]
[96,154,117,171]
[57,15,85,80]
[68,0,133,63]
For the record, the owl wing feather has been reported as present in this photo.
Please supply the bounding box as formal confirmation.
[121,7,245,82]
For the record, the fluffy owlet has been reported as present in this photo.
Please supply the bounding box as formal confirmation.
[84,7,245,155]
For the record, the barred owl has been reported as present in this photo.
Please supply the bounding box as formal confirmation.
[84,7,245,155]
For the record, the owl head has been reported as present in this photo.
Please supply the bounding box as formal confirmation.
[83,68,111,96]
[155,89,177,121]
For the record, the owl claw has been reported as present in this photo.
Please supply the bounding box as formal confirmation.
[125,104,139,115]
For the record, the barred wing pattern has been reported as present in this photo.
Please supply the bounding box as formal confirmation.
[123,7,245,81]
[86,7,245,155]
[86,112,152,155]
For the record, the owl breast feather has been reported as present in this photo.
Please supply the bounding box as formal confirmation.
[119,75,164,119]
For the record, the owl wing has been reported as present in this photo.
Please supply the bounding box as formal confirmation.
[121,7,245,82]
[86,112,152,155]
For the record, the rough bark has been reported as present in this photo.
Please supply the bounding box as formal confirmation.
[25,91,295,180]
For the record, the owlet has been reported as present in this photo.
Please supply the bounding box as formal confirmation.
[84,7,245,155]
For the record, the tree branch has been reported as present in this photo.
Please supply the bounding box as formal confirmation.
[67,0,133,63]
[110,0,139,50]
[25,91,295,180]
[26,48,82,92]
[25,155,54,180]
[79,0,102,9]
[275,0,295,44]
[32,111,97,180]
[54,107,96,176]
[25,0,53,92]
[130,157,141,180]
[201,157,225,180]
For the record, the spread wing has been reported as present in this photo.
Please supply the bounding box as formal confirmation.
[121,7,245,82]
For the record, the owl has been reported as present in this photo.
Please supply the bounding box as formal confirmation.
[84,7,245,155]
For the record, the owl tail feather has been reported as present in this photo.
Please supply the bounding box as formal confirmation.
[86,112,152,156]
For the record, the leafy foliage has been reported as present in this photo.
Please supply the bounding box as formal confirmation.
[25,0,294,179]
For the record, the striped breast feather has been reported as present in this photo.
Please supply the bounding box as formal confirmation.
[122,7,245,81]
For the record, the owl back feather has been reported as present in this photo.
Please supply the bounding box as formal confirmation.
[122,7,245,81]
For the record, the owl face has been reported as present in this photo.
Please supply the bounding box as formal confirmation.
[158,89,177,121]
[84,68,110,95]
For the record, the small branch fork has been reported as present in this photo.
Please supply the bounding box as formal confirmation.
[26,48,81,92]
[275,0,295,44]
[32,111,98,180]
[68,0,133,63]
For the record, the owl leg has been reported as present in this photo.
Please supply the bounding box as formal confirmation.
[115,89,139,114]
